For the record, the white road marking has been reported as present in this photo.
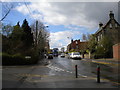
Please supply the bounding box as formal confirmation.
[57,68,62,71]
[78,74,87,77]
[47,65,88,78]
[66,71,70,73]
[82,75,87,77]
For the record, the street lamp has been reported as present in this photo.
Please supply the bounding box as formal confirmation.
[67,36,73,39]
[67,37,72,51]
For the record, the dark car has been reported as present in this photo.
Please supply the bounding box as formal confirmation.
[53,53,58,57]
[48,54,53,59]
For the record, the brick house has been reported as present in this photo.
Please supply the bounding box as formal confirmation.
[95,11,120,44]
[67,39,88,52]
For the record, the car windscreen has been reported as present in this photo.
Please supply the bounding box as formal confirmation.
[73,52,80,55]
[49,54,53,55]
[61,53,65,55]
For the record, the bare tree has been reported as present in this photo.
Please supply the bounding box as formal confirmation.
[0,2,14,21]
[31,20,49,54]
[31,20,49,58]
[31,20,49,46]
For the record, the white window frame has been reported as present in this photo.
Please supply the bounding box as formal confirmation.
[115,23,118,28]
[109,23,112,28]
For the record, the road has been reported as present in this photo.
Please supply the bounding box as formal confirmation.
[2,55,119,88]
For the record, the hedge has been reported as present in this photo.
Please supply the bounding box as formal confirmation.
[2,53,39,65]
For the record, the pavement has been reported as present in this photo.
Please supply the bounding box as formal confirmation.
[83,58,120,85]
[83,58,120,66]
[18,74,120,88]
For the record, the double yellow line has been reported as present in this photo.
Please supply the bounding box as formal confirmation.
[92,60,120,66]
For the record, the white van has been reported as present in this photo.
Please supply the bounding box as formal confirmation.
[69,52,81,59]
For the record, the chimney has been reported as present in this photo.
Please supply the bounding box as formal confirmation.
[99,22,103,28]
[71,39,73,43]
[109,11,114,19]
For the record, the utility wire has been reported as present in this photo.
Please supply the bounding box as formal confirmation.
[24,0,35,20]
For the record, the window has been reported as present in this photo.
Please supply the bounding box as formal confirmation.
[115,23,118,28]
[76,45,78,49]
[109,23,112,28]
[101,34,102,39]
[98,36,100,41]
[76,41,78,44]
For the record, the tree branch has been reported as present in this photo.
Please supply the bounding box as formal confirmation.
[0,4,13,21]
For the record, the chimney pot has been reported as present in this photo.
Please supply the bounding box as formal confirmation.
[109,11,114,19]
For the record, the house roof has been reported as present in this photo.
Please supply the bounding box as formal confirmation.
[95,18,120,35]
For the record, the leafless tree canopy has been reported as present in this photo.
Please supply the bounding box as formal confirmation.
[0,2,14,21]
[31,20,49,47]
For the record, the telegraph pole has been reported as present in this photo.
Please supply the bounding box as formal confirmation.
[35,20,38,47]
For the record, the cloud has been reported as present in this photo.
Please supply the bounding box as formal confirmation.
[49,30,81,49]
[15,2,118,29]
[14,2,118,49]
[1,0,120,2]
[15,4,29,15]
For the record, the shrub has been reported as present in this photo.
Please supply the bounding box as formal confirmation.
[2,53,39,65]
[94,54,104,59]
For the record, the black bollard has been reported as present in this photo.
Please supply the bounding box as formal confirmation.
[97,65,100,83]
[75,65,78,78]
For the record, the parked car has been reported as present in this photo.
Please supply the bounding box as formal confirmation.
[69,52,81,60]
[47,54,53,59]
[60,53,65,57]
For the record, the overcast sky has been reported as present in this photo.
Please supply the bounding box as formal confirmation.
[1,0,120,50]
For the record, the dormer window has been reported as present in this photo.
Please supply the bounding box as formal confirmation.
[115,23,118,28]
[101,34,103,39]
[109,23,112,28]
[98,36,100,41]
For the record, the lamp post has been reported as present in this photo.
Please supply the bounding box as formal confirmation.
[67,37,73,51]
[67,37,73,42]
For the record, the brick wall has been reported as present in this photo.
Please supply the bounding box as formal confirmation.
[113,43,120,60]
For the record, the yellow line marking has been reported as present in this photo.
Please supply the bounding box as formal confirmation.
[16,73,48,77]
[83,59,120,66]
[92,60,120,66]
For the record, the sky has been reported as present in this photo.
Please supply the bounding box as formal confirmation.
[1,0,120,50]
